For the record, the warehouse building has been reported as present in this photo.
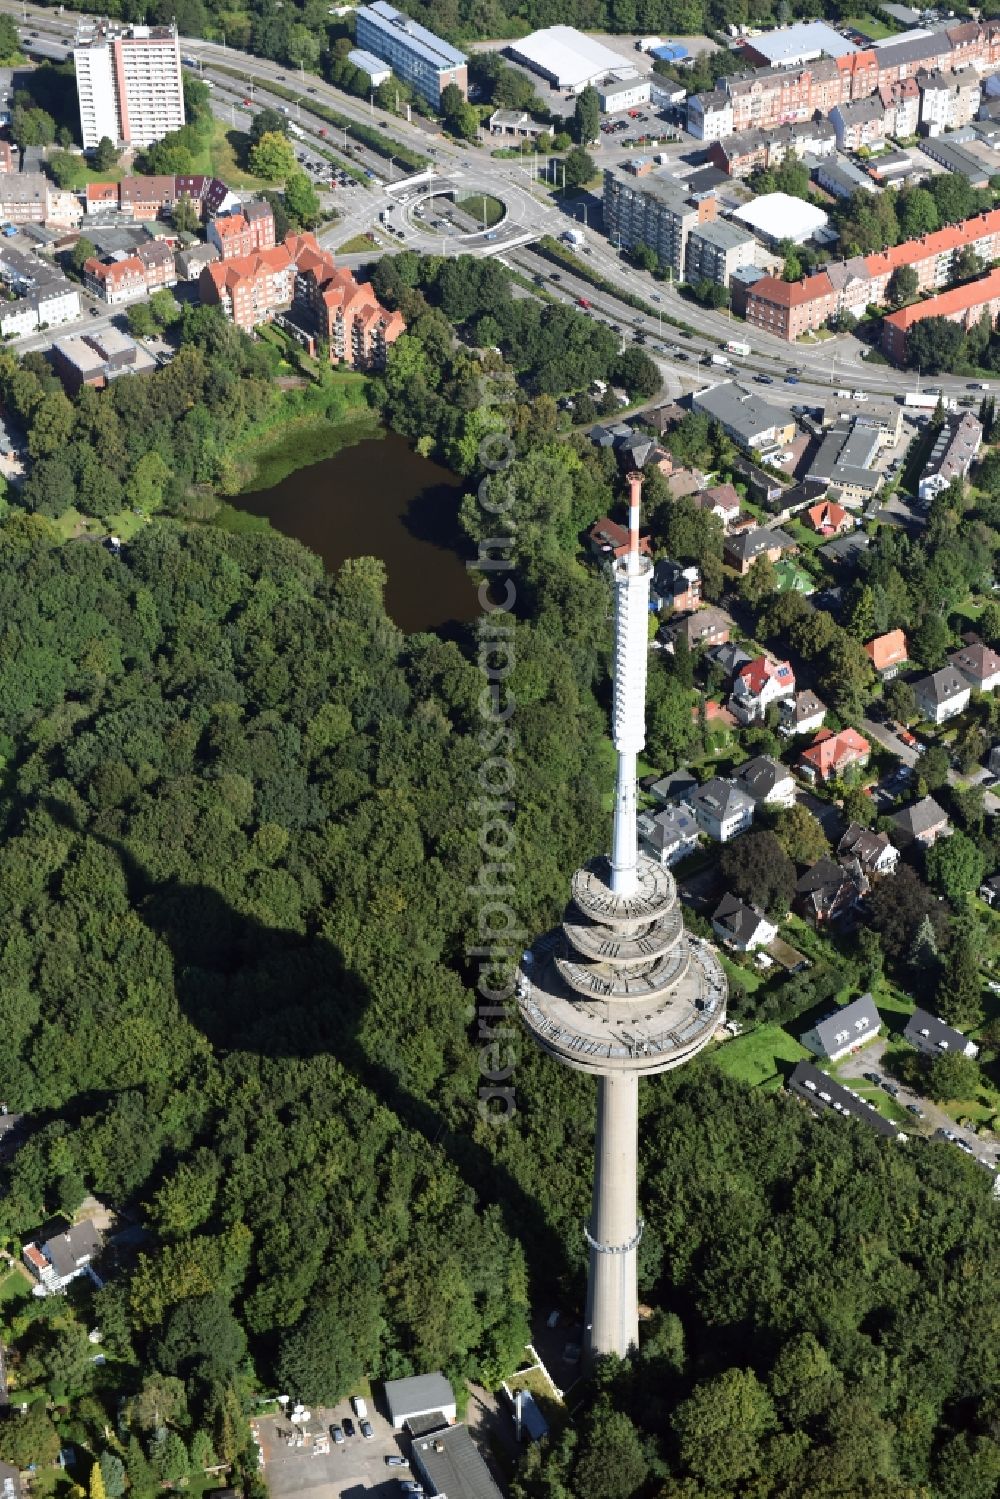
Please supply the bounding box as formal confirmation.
[731,191,829,247]
[347,47,392,85]
[742,20,859,69]
[506,26,637,93]
[598,76,651,113]
[384,1373,457,1431]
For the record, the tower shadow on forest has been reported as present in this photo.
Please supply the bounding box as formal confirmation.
[43,798,572,1291]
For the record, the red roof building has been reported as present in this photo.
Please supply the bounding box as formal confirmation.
[882,265,1000,362]
[744,272,837,341]
[208,204,276,261]
[806,499,852,535]
[199,232,405,369]
[799,726,871,782]
[865,629,908,677]
[865,208,1000,301]
[588,516,653,560]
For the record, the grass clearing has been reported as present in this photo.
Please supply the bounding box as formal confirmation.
[186,120,274,191]
[712,1023,808,1089]
[457,192,505,228]
[0,1267,31,1306]
[337,233,381,254]
[842,13,898,38]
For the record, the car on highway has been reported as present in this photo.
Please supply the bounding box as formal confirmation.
[307,86,317,93]
[754,374,773,384]
[577,297,591,309]
[675,351,689,361]
[243,97,251,105]
[785,374,799,384]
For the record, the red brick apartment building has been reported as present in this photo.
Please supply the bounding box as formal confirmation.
[881,267,1000,362]
[744,272,837,340]
[207,203,276,261]
[200,232,405,370]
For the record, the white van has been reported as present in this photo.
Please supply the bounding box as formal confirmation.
[351,1396,368,1422]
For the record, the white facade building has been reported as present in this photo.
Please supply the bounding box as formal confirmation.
[74,25,185,149]
[506,26,636,93]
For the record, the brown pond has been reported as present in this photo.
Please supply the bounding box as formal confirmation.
[229,430,477,632]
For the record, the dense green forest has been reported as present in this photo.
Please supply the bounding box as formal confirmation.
[0,252,998,1499]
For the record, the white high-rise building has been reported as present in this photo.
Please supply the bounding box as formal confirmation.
[74,25,185,150]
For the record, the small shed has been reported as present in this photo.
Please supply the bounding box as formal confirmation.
[384,1372,457,1431]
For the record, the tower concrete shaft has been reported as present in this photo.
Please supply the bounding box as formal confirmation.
[517,467,727,1368]
[585,1072,641,1358]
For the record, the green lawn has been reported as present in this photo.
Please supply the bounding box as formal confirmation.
[842,13,898,38]
[457,193,505,228]
[0,1267,31,1306]
[712,1023,808,1089]
[337,233,381,254]
[187,119,275,191]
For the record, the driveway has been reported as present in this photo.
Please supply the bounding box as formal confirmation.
[835,1038,996,1166]
[256,1408,408,1499]
[862,717,918,767]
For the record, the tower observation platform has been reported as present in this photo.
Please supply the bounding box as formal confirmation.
[517,467,727,1363]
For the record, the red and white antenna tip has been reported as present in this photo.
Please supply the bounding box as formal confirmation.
[626,470,643,557]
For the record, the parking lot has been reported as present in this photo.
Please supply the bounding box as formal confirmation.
[256,1405,414,1499]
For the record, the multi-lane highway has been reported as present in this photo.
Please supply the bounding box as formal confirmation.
[0,0,991,405]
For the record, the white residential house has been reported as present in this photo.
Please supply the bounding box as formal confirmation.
[779,689,827,737]
[913,665,971,724]
[837,822,900,878]
[729,655,796,726]
[712,892,777,952]
[801,992,881,1063]
[689,777,755,843]
[949,642,1000,695]
[22,1220,102,1296]
[904,1007,979,1059]
[735,754,796,809]
[638,803,700,866]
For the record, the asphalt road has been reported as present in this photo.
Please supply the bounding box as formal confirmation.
[6,0,999,408]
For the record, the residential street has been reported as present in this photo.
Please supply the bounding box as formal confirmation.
[836,1038,997,1167]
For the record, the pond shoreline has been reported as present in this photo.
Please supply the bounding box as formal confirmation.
[224,426,476,633]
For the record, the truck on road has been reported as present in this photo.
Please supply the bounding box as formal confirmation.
[725,338,750,358]
[560,228,584,247]
[901,391,957,412]
[710,353,732,368]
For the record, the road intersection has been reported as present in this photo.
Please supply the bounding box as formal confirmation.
[1,0,995,409]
